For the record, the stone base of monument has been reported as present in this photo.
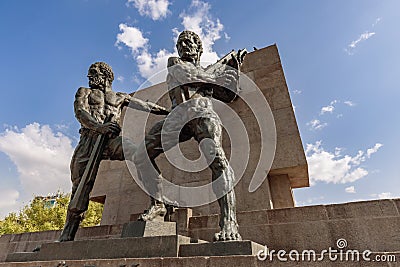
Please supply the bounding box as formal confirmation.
[5,221,264,263]
[121,221,177,237]
[179,240,264,257]
[6,235,192,262]
[2,200,400,266]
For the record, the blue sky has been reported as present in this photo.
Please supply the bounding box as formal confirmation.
[0,0,399,218]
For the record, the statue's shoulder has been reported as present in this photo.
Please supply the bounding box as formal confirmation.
[167,57,181,67]
[115,91,130,101]
[75,87,91,97]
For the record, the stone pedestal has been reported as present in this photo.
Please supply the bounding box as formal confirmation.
[179,240,264,257]
[6,235,192,262]
[121,221,177,238]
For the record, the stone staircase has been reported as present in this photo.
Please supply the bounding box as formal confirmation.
[0,199,399,266]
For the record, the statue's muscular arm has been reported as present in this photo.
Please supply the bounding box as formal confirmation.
[74,87,99,130]
[74,87,120,136]
[119,93,169,115]
[167,57,215,84]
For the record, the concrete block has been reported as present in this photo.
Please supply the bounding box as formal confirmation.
[394,198,400,215]
[273,106,299,137]
[171,208,193,236]
[121,221,176,238]
[0,235,12,243]
[267,205,328,224]
[162,256,209,267]
[256,81,292,110]
[179,240,264,257]
[326,200,399,220]
[209,255,257,266]
[7,235,191,262]
[253,62,283,81]
[237,210,269,226]
[189,214,219,230]
[269,174,295,209]
[241,45,280,73]
[5,252,38,263]
[326,217,400,252]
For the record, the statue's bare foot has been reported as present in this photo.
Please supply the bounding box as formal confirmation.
[214,221,242,241]
[138,203,167,221]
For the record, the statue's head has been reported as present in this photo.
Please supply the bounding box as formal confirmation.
[87,62,114,90]
[176,30,203,64]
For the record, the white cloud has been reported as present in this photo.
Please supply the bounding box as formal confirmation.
[292,89,302,95]
[320,105,334,114]
[372,18,381,27]
[296,196,325,206]
[345,31,376,55]
[345,186,356,193]
[117,75,125,82]
[116,24,148,53]
[367,143,383,158]
[320,100,338,115]
[307,119,328,130]
[224,32,231,41]
[116,0,225,84]
[344,100,356,107]
[0,189,20,218]
[378,192,392,199]
[179,0,224,65]
[0,123,74,217]
[306,141,382,185]
[127,0,170,20]
[136,49,177,84]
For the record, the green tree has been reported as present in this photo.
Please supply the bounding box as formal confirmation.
[0,192,103,235]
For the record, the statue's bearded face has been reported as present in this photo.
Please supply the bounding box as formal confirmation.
[87,66,107,89]
[177,33,201,62]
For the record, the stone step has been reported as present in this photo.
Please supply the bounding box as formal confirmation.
[1,253,399,267]
[179,240,264,257]
[189,199,400,231]
[189,216,400,253]
[121,221,177,238]
[6,235,193,262]
[0,225,124,262]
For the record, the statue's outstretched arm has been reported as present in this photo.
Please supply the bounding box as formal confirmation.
[125,95,169,115]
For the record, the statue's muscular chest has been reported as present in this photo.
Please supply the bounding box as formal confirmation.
[87,90,125,121]
[88,90,123,108]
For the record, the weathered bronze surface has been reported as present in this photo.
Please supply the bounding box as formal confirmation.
[59,62,169,242]
[134,31,246,241]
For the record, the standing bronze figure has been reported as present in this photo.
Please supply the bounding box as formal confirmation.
[134,31,245,241]
[59,62,169,242]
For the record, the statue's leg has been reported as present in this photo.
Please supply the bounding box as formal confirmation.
[59,154,87,242]
[133,120,167,221]
[104,135,137,161]
[58,209,84,242]
[195,117,241,241]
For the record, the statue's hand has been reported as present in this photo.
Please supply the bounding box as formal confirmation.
[216,69,238,88]
[95,122,121,137]
[146,101,170,115]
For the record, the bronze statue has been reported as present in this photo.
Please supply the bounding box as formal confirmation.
[59,62,169,242]
[134,31,245,241]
